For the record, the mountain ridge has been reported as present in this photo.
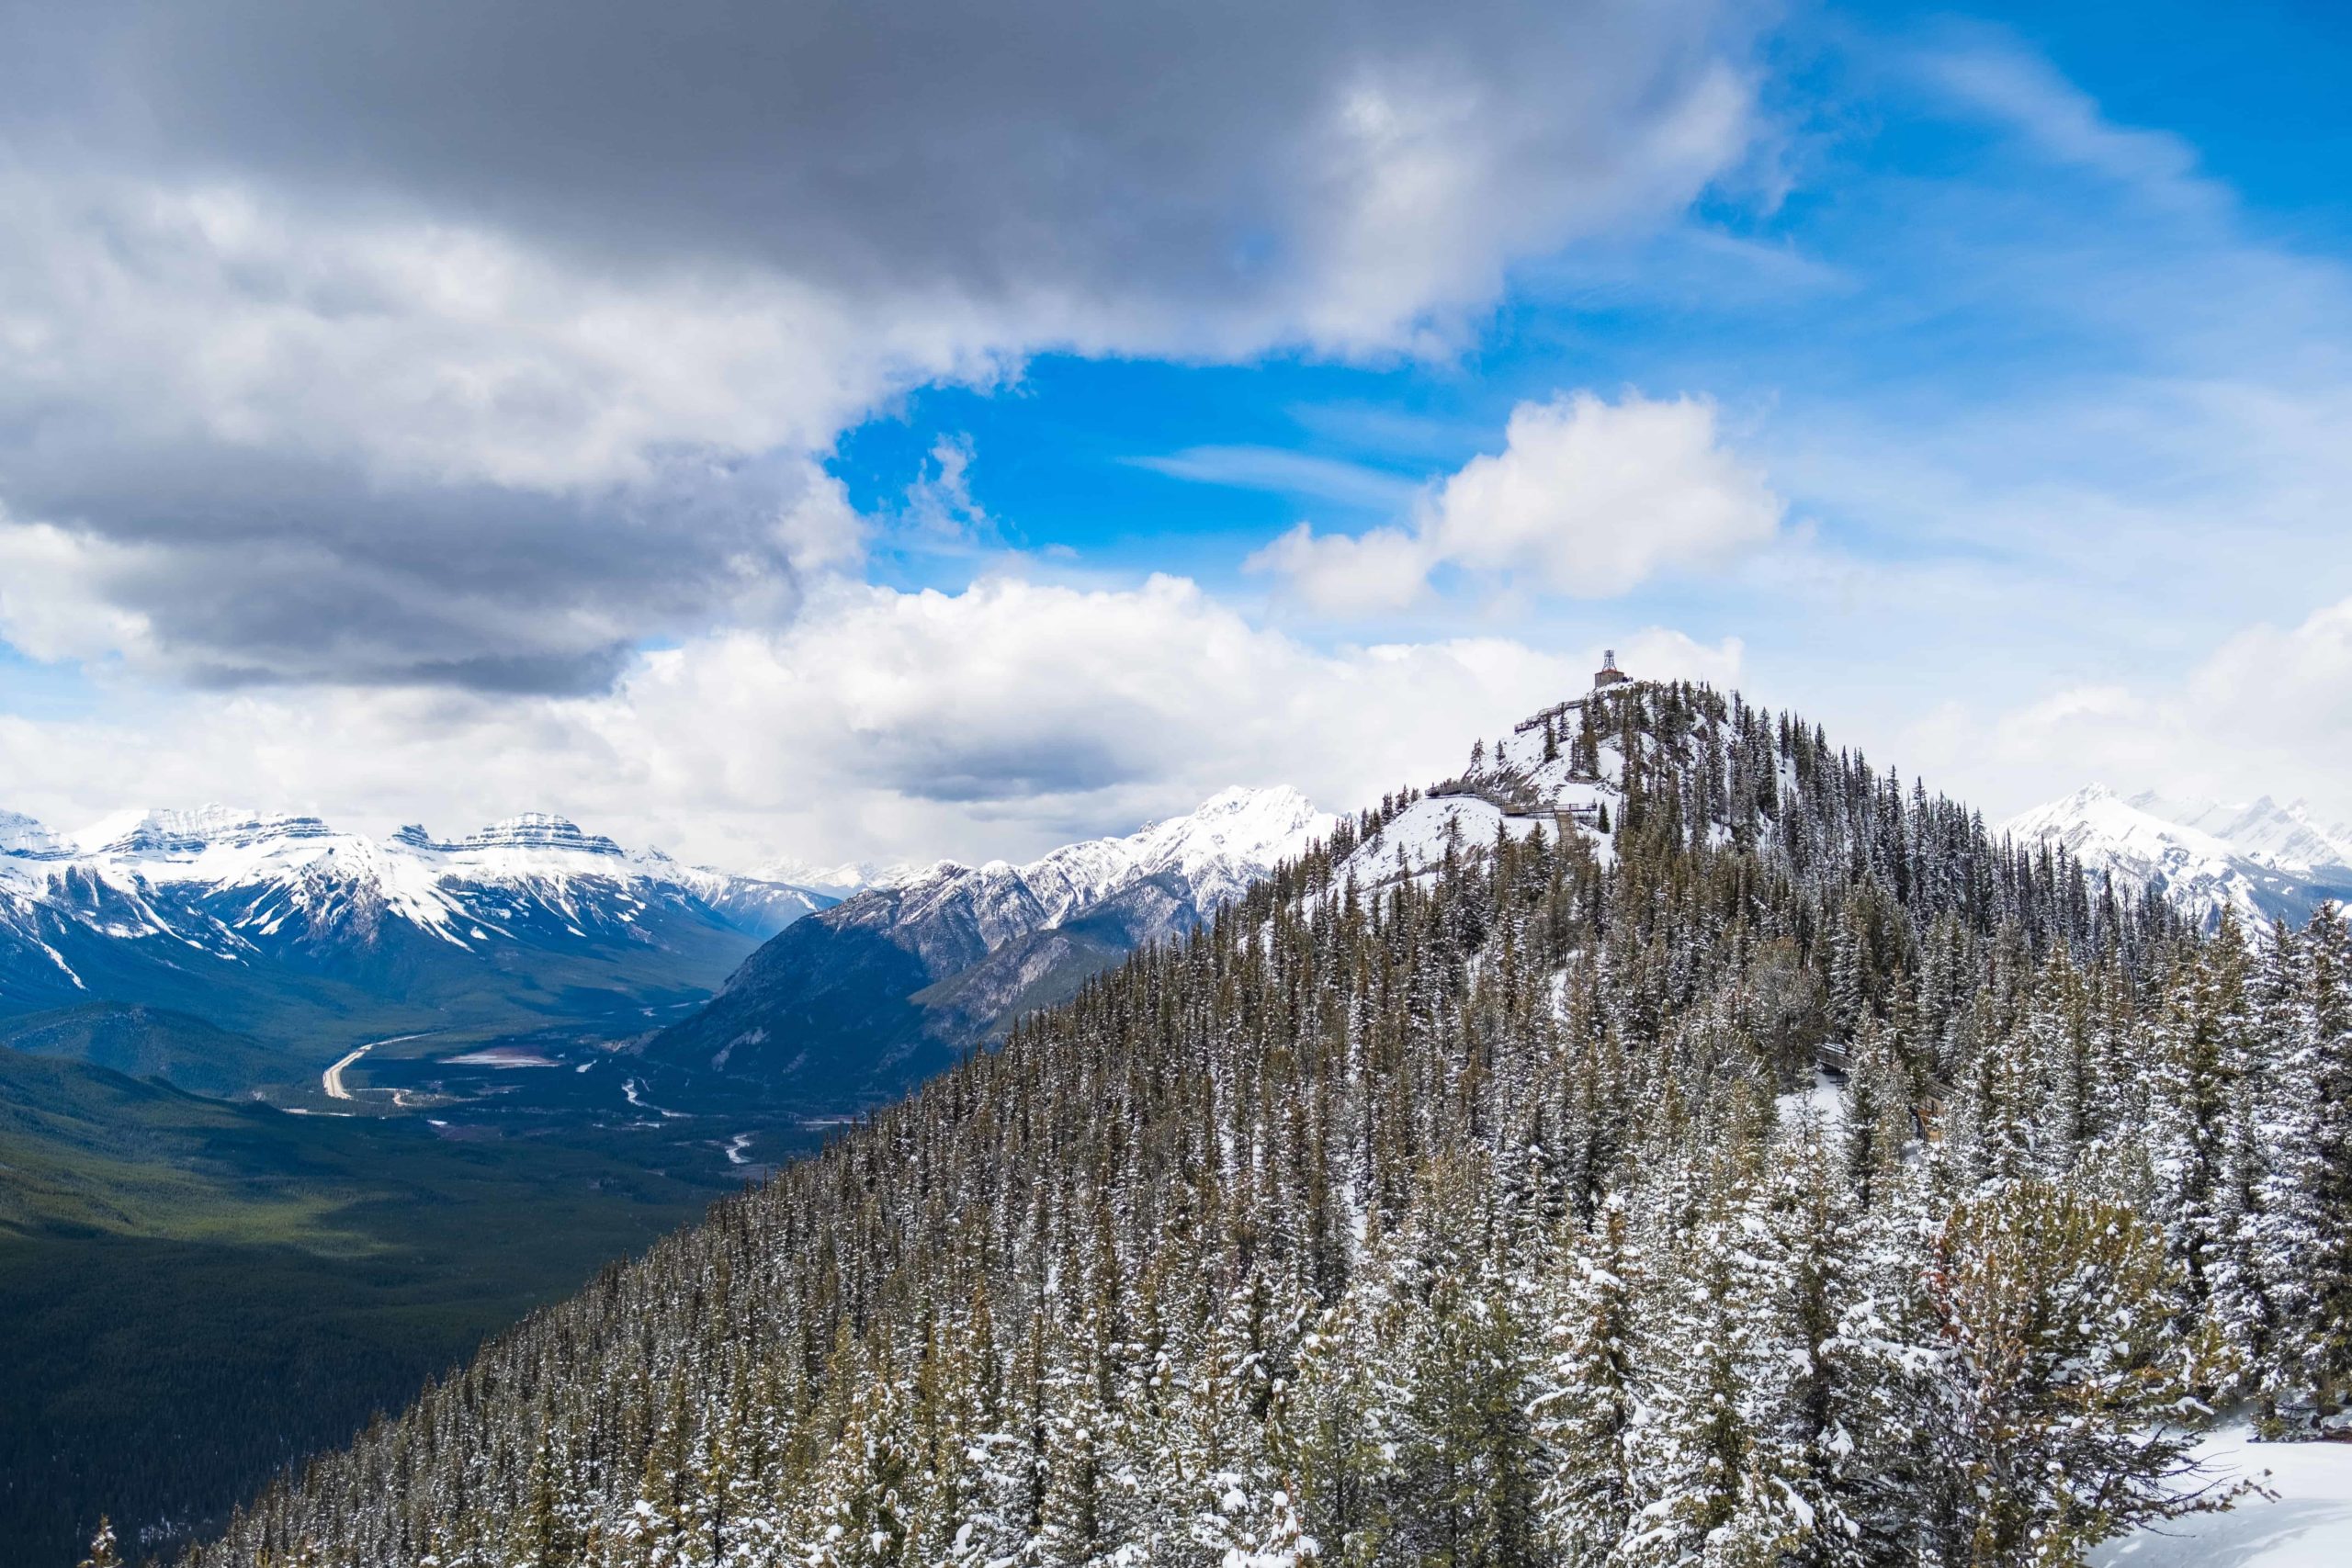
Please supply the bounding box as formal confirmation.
[182,677,2301,1568]
[0,805,842,1052]
[2002,783,2352,931]
[641,784,1334,1106]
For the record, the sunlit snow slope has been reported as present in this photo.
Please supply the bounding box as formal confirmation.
[2093,1430,2352,1568]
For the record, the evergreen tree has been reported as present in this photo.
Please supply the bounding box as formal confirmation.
[2149,922,2254,1325]
[1910,1179,2244,1564]
[1530,1197,1641,1562]
[2259,905,2352,1428]
[80,1518,123,1568]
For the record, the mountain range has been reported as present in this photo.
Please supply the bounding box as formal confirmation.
[640,784,1334,1109]
[2001,784,2352,931]
[181,678,2301,1568]
[27,679,2346,1567]
[16,764,2351,1106]
[0,806,837,1057]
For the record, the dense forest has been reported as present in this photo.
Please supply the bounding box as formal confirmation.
[164,682,2352,1567]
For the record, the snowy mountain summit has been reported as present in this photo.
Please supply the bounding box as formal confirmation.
[2131,790,2352,874]
[788,784,1334,973]
[1331,687,1640,891]
[744,855,919,897]
[2002,784,2352,931]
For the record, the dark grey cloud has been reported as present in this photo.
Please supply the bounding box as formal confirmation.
[13,448,820,692]
[8,1,1757,312]
[0,0,1764,690]
[873,733,1148,806]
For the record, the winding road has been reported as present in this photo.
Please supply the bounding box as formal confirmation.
[321,1032,437,1100]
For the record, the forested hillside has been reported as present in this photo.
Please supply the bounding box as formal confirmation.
[175,682,2352,1568]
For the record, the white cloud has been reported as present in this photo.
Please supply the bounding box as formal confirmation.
[1427,393,1783,591]
[1128,447,1420,511]
[0,572,1741,869]
[0,175,1004,496]
[0,172,1002,686]
[895,436,997,551]
[1894,595,2352,825]
[1290,49,1756,354]
[1917,38,2203,200]
[1247,523,1437,615]
[0,515,156,667]
[1249,390,1783,613]
[2190,598,2352,750]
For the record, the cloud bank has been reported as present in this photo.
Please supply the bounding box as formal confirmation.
[0,0,1764,691]
[0,575,1745,868]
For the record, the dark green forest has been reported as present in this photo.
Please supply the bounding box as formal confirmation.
[140,683,2352,1565]
[0,1047,757,1568]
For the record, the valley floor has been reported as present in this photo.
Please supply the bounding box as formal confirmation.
[0,1042,823,1568]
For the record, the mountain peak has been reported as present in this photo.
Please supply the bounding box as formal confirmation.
[2116,790,2352,875]
[745,854,920,895]
[649,781,1332,1100]
[69,805,334,856]
[472,812,599,842]
[1188,783,1309,818]
[401,814,628,856]
[0,808,65,857]
[0,801,836,999]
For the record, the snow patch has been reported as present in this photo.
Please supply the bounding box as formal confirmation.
[2092,1429,2352,1567]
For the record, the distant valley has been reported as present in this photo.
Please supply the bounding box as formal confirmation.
[0,805,854,1561]
[0,788,1331,1560]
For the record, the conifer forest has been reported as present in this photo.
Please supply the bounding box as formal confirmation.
[168,684,2352,1567]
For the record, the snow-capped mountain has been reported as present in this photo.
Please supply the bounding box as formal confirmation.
[743,855,919,898]
[1333,704,1632,890]
[2125,792,2352,878]
[0,804,840,1041]
[2000,784,2352,931]
[645,785,1334,1105]
[0,808,65,856]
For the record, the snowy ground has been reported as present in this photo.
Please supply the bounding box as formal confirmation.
[2093,1430,2352,1567]
[1773,1067,1846,1131]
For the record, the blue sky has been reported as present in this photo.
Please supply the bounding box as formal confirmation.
[842,0,2352,629]
[834,0,2352,815]
[3,1,2350,863]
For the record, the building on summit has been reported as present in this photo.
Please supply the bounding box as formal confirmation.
[1513,647,1634,740]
